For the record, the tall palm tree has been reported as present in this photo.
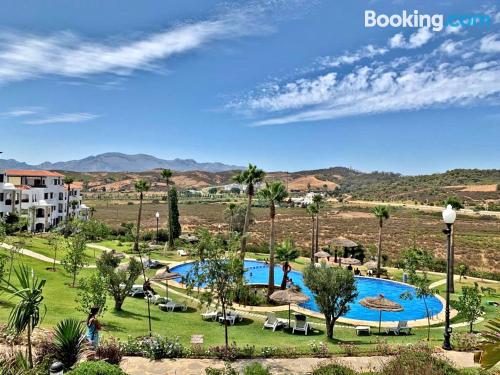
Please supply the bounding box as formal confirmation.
[312,194,323,253]
[232,164,265,260]
[161,169,174,250]
[63,176,74,235]
[276,238,299,289]
[306,205,318,262]
[133,179,153,336]
[259,181,288,299]
[4,265,47,368]
[227,202,237,232]
[444,197,463,293]
[372,205,390,278]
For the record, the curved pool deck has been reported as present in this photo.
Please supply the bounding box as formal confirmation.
[164,259,455,328]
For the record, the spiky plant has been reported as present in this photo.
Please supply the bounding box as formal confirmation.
[53,318,86,369]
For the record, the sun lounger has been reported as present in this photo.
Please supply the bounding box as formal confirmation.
[201,310,220,321]
[262,313,286,331]
[218,311,242,325]
[385,320,411,335]
[292,316,309,335]
[355,325,371,336]
[145,292,170,305]
[177,249,188,256]
[128,284,145,297]
[159,301,187,312]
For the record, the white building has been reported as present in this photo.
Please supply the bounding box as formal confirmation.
[0,169,84,232]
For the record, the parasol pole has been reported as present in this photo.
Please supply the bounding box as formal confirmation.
[379,310,382,333]
[288,303,291,328]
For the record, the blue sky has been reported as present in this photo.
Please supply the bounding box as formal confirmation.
[0,0,499,174]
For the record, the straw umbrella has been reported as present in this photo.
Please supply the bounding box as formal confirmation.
[339,257,361,266]
[359,294,403,333]
[328,237,358,261]
[270,287,309,327]
[363,261,378,270]
[151,268,180,299]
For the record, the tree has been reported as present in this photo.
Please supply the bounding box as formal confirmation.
[47,233,63,271]
[303,264,358,339]
[3,265,47,368]
[458,263,469,282]
[169,187,181,240]
[185,229,243,350]
[161,169,175,249]
[456,283,484,333]
[372,205,390,278]
[400,273,437,340]
[307,205,318,262]
[401,246,433,285]
[276,238,299,289]
[232,164,265,260]
[208,187,218,195]
[312,194,323,253]
[444,197,463,294]
[224,204,251,234]
[133,179,150,253]
[61,234,88,287]
[75,271,108,316]
[96,252,142,311]
[225,203,237,232]
[63,176,74,235]
[259,181,288,299]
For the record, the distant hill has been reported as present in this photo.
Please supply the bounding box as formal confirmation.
[0,152,244,173]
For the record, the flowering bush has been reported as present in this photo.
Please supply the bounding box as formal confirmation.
[260,346,279,358]
[207,342,239,361]
[309,341,329,356]
[451,333,480,352]
[339,342,358,356]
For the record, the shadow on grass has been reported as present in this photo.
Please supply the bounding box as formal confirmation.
[111,309,161,321]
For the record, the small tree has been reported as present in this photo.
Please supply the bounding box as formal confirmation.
[458,263,469,282]
[276,238,299,289]
[401,247,433,284]
[61,234,88,287]
[47,233,63,271]
[185,229,243,350]
[75,271,108,316]
[3,265,47,368]
[303,264,358,339]
[169,187,182,240]
[224,204,251,234]
[96,252,141,311]
[456,283,484,333]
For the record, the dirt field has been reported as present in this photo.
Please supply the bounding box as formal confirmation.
[90,200,500,273]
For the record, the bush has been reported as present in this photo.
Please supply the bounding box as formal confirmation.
[139,335,184,360]
[312,361,356,375]
[451,333,480,352]
[205,362,238,375]
[380,343,460,375]
[66,361,126,375]
[207,342,239,361]
[96,339,123,365]
[260,346,279,358]
[309,341,329,357]
[338,343,358,356]
[234,285,265,306]
[243,362,270,375]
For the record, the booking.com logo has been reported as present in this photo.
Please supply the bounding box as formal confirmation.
[365,10,491,31]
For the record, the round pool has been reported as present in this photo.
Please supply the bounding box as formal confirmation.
[171,260,443,322]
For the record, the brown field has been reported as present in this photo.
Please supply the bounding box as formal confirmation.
[89,199,500,273]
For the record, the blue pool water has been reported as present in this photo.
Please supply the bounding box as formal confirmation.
[171,260,443,321]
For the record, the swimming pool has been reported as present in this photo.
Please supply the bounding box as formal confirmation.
[171,260,443,322]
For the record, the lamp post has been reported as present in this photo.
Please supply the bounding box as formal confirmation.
[442,204,456,350]
[155,211,160,244]
[49,361,64,374]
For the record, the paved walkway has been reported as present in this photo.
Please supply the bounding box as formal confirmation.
[120,351,478,375]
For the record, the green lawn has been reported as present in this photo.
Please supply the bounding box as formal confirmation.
[1,247,498,354]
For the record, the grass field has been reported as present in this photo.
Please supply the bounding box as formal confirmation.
[88,200,500,273]
[1,242,498,353]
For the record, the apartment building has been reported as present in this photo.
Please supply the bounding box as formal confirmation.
[0,169,85,232]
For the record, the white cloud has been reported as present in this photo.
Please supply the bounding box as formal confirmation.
[0,106,42,117]
[439,40,462,55]
[24,112,99,125]
[0,4,274,85]
[480,34,500,53]
[319,45,388,68]
[388,28,433,49]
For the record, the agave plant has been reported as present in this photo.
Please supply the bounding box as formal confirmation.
[53,318,86,369]
[480,318,500,369]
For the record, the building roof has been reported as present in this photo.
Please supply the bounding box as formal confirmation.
[6,169,64,177]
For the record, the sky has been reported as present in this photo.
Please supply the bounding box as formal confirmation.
[0,0,499,175]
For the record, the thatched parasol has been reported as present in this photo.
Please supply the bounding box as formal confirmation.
[270,287,310,327]
[151,268,180,299]
[339,257,361,266]
[363,261,378,270]
[328,237,358,248]
[359,294,403,332]
[314,250,331,259]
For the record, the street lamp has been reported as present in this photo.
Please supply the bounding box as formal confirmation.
[49,361,64,374]
[155,211,160,244]
[442,204,456,350]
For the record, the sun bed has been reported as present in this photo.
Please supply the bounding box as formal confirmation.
[355,325,371,336]
[177,249,188,256]
[292,315,309,335]
[201,310,220,321]
[262,313,286,331]
[144,292,170,305]
[159,301,187,312]
[218,311,242,325]
[385,320,411,335]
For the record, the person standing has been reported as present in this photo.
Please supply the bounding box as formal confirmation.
[86,307,101,349]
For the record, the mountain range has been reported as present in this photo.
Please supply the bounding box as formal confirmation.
[0,152,243,173]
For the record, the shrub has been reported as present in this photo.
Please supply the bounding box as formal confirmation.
[312,361,356,375]
[96,339,123,365]
[118,336,143,357]
[260,346,279,358]
[66,361,126,375]
[243,362,271,375]
[451,333,480,352]
[375,337,392,355]
[139,335,184,360]
[241,344,256,358]
[207,342,239,361]
[309,341,329,356]
[380,343,460,375]
[339,342,358,356]
[53,318,87,370]
[205,362,238,375]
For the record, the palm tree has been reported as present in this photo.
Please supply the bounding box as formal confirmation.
[227,202,237,232]
[372,205,390,278]
[444,197,463,293]
[232,164,265,260]
[306,205,318,262]
[276,238,299,289]
[63,176,74,235]
[161,169,175,250]
[259,181,288,299]
[312,194,323,253]
[4,265,47,368]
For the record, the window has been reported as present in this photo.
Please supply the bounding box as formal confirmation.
[59,192,64,200]
[0,193,3,202]
[44,193,49,199]
[50,193,54,199]
[0,174,4,183]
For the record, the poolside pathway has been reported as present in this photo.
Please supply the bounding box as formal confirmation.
[120,351,479,375]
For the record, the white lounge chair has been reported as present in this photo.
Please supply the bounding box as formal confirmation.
[201,310,220,321]
[263,313,285,332]
[145,292,170,305]
[385,320,411,335]
[218,311,242,325]
[177,249,188,256]
[128,284,145,297]
[159,301,187,312]
[292,317,309,335]
[355,325,371,336]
